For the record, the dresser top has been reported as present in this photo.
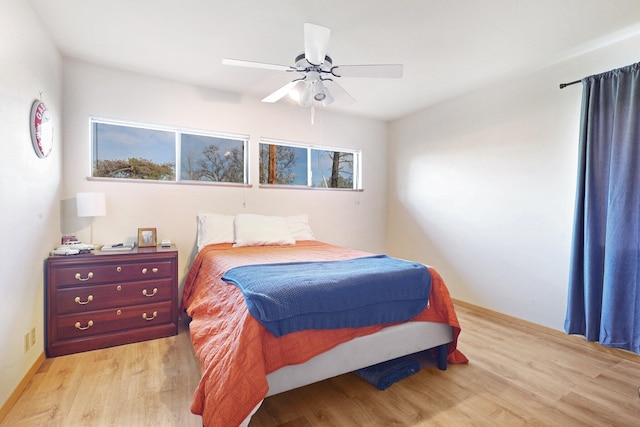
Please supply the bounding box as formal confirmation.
[48,244,177,262]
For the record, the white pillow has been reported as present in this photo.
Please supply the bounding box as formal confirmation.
[196,213,235,251]
[286,214,315,240]
[234,214,296,247]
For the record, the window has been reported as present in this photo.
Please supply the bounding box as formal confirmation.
[259,143,308,185]
[259,138,361,189]
[180,133,246,183]
[310,148,355,189]
[91,118,248,184]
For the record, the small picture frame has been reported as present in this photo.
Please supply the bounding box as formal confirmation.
[137,227,157,247]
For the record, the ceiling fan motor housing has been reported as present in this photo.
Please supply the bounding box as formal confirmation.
[295,53,333,69]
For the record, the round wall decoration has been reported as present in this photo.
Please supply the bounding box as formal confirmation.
[30,99,53,158]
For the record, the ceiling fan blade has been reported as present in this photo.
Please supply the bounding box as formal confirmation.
[324,79,356,104]
[332,64,403,78]
[222,58,293,72]
[304,23,331,65]
[262,81,298,103]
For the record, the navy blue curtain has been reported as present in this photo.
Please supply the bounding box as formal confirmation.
[565,62,640,353]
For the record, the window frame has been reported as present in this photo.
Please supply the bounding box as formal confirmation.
[89,117,250,186]
[259,137,362,190]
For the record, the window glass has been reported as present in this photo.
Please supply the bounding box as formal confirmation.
[311,149,354,188]
[259,138,361,190]
[91,118,247,184]
[181,134,245,183]
[93,122,175,180]
[259,143,308,185]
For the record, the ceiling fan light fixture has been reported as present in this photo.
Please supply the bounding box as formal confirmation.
[313,80,327,101]
[288,80,305,102]
[321,87,334,107]
[300,90,312,107]
[288,79,312,107]
[300,81,313,107]
[311,79,334,106]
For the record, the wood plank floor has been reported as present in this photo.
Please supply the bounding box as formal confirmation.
[2,304,640,426]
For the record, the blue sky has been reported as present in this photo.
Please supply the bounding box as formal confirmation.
[94,123,175,164]
[94,123,244,167]
[181,134,244,162]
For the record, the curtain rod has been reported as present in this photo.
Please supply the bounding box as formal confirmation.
[559,79,581,89]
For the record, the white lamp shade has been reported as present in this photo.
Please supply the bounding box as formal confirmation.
[76,192,106,217]
[321,86,334,107]
[288,80,306,102]
[312,80,326,101]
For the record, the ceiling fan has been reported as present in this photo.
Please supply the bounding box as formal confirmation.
[222,23,403,108]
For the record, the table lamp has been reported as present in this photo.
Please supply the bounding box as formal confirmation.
[76,192,106,245]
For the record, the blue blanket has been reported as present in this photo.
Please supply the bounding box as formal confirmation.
[221,255,431,337]
[355,355,421,390]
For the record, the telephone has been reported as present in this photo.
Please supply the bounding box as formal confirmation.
[101,242,135,252]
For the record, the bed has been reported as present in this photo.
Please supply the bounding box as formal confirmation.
[181,213,466,427]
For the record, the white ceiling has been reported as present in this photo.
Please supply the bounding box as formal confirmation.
[27,0,640,121]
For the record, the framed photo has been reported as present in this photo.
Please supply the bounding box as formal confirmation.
[137,228,157,247]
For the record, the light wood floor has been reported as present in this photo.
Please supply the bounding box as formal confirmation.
[2,304,640,426]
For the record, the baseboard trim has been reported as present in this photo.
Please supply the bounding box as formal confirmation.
[0,351,46,423]
[452,299,640,363]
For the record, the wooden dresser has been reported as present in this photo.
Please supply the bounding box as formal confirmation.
[45,245,178,357]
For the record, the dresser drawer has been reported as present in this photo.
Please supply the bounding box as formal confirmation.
[51,260,174,286]
[56,301,174,340]
[56,277,173,314]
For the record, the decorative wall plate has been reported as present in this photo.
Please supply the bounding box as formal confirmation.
[30,100,53,158]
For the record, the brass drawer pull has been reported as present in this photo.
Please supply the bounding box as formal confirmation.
[116,285,122,291]
[141,268,147,274]
[152,267,158,273]
[116,266,122,272]
[74,295,93,305]
[142,288,158,297]
[75,320,94,330]
[142,311,158,321]
[74,272,94,281]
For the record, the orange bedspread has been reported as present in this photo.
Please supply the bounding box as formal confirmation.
[181,241,467,427]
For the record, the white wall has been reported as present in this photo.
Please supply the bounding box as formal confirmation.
[0,0,63,410]
[387,34,640,331]
[62,59,389,290]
